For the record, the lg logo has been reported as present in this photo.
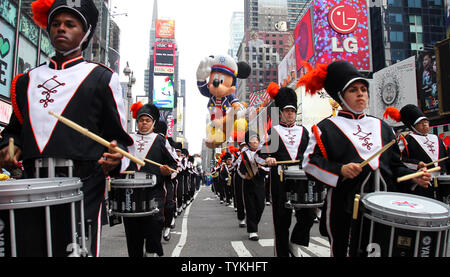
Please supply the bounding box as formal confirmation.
[328,5,359,54]
[328,5,358,34]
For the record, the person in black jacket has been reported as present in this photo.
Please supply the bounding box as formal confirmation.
[255,83,315,256]
[384,104,449,200]
[297,61,431,257]
[0,0,132,257]
[123,103,177,257]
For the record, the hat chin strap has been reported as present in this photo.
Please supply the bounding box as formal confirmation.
[55,27,91,57]
[338,92,364,115]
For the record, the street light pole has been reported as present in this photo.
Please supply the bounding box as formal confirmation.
[123,62,136,133]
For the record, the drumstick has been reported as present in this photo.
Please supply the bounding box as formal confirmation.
[48,111,145,166]
[264,160,301,166]
[352,194,361,220]
[397,166,441,183]
[343,139,397,181]
[8,138,14,161]
[424,156,448,168]
[144,158,179,174]
[360,139,396,168]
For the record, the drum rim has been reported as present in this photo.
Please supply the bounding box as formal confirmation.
[361,192,450,224]
[0,193,83,210]
[110,179,155,187]
[0,178,82,196]
[111,208,160,217]
[437,175,450,181]
[363,212,450,231]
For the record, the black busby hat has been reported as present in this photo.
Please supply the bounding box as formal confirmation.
[174,142,183,151]
[182,148,189,157]
[130,102,160,122]
[154,120,167,136]
[32,0,99,51]
[383,104,427,130]
[266,82,297,111]
[297,61,369,104]
[222,152,232,161]
[245,130,260,146]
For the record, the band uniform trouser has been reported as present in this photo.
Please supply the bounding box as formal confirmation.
[243,175,266,233]
[233,172,246,221]
[176,174,183,211]
[163,177,176,228]
[123,187,165,257]
[270,170,315,257]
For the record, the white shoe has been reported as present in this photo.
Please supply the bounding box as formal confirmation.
[249,232,259,241]
[163,227,171,241]
[289,242,303,257]
[144,252,158,257]
[266,201,271,206]
[170,218,176,229]
[239,219,246,228]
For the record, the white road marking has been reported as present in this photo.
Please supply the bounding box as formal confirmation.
[231,241,253,257]
[170,187,201,257]
[258,239,274,247]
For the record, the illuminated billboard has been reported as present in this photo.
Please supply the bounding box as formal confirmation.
[313,0,372,71]
[153,75,175,109]
[294,7,314,71]
[154,42,175,74]
[155,20,175,39]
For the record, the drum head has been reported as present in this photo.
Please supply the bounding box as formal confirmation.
[282,167,307,180]
[437,175,450,183]
[362,192,450,228]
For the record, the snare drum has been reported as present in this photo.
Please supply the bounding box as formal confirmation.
[357,192,450,257]
[281,165,325,209]
[109,172,159,217]
[437,175,450,205]
[0,178,86,257]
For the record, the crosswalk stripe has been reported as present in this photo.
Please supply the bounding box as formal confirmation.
[253,237,330,257]
[231,241,253,257]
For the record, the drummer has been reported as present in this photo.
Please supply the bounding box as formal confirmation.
[254,84,315,257]
[123,102,177,257]
[297,61,432,257]
[384,104,449,199]
[0,0,133,257]
[237,131,267,241]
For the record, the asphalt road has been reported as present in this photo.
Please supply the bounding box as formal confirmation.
[100,185,328,257]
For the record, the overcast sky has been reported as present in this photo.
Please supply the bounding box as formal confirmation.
[111,0,244,154]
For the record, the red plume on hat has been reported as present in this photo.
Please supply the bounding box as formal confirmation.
[267,82,280,100]
[32,0,55,29]
[383,107,402,122]
[296,62,328,96]
[130,101,144,119]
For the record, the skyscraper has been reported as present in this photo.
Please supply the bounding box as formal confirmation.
[229,12,245,60]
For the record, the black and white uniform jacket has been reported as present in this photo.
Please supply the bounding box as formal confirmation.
[302,111,412,211]
[123,132,178,187]
[398,132,449,174]
[238,147,269,180]
[255,123,309,174]
[0,56,133,162]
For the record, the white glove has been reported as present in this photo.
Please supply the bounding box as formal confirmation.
[196,57,213,82]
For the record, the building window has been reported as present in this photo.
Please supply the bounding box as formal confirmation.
[390,31,404,42]
[389,13,403,24]
[388,0,402,6]
[407,0,421,8]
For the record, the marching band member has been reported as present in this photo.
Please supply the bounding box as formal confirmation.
[123,103,177,257]
[297,61,431,257]
[0,0,133,257]
[231,143,247,227]
[220,152,233,206]
[238,131,267,241]
[254,83,315,257]
[384,104,449,199]
[153,121,178,242]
